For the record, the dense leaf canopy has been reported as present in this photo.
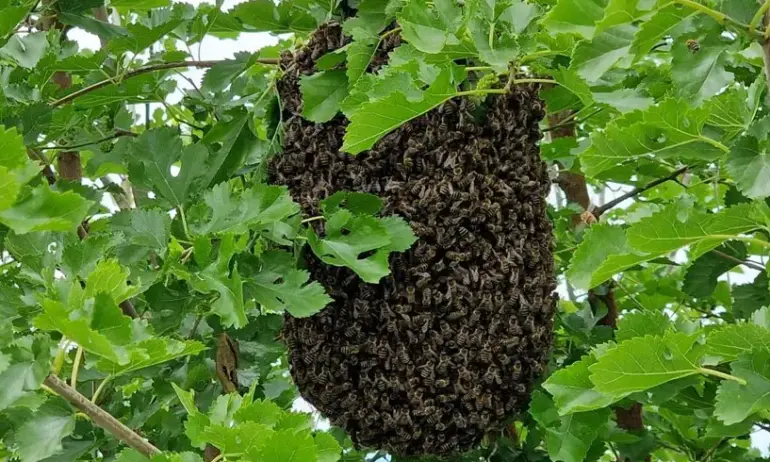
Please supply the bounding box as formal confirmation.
[1,0,770,461]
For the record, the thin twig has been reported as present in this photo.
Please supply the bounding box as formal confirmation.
[43,375,161,458]
[50,59,279,107]
[711,249,766,272]
[543,107,604,132]
[594,166,689,217]
[36,129,137,150]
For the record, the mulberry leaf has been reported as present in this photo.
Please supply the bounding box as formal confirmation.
[542,354,616,415]
[707,323,770,363]
[396,0,462,54]
[727,135,770,200]
[14,399,75,462]
[682,242,747,298]
[299,70,349,123]
[589,333,704,397]
[248,251,332,317]
[0,186,92,235]
[616,310,672,342]
[308,210,392,283]
[715,349,770,424]
[342,66,461,154]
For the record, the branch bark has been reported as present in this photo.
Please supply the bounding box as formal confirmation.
[593,166,688,217]
[44,375,161,458]
[51,59,279,108]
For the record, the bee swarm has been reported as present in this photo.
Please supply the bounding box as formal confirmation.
[271,24,557,456]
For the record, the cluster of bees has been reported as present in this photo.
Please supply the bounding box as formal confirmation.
[271,24,557,456]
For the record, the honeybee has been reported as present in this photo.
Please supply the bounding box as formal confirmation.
[686,38,700,53]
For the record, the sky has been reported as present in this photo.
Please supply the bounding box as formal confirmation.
[67,0,770,456]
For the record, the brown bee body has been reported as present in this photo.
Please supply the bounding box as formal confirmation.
[276,24,555,458]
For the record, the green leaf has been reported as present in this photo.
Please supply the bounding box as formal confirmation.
[714,349,770,424]
[109,20,183,55]
[589,332,704,397]
[110,208,171,254]
[465,0,519,70]
[0,126,28,169]
[58,12,130,39]
[128,128,209,208]
[581,98,727,177]
[0,335,51,410]
[308,211,392,283]
[630,4,695,58]
[543,355,616,415]
[616,310,672,342]
[300,70,349,123]
[571,24,635,83]
[548,66,594,107]
[248,251,332,317]
[346,40,377,87]
[97,337,207,376]
[193,182,299,237]
[671,38,733,105]
[727,136,770,200]
[530,391,611,462]
[110,0,170,8]
[342,66,461,154]
[733,272,770,319]
[0,186,92,235]
[172,384,198,415]
[234,399,283,428]
[682,242,747,298]
[257,430,317,461]
[85,259,141,303]
[578,204,762,288]
[593,89,653,113]
[540,0,606,38]
[321,191,383,215]
[34,299,128,364]
[567,224,627,290]
[397,0,462,53]
[186,235,246,328]
[314,432,342,462]
[15,399,76,462]
[232,0,316,34]
[0,32,48,68]
[704,80,764,141]
[201,53,256,93]
[707,323,770,363]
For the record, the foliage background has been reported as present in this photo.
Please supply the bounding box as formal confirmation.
[3,0,770,461]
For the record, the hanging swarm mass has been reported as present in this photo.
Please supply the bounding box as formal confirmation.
[271,24,557,456]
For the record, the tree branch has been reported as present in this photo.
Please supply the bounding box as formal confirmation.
[51,59,279,107]
[43,374,161,458]
[594,166,688,217]
[36,129,138,151]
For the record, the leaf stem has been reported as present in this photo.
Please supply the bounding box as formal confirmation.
[301,216,325,224]
[178,205,191,240]
[380,27,402,40]
[51,339,70,375]
[91,375,112,404]
[674,0,761,38]
[465,66,493,72]
[696,367,747,385]
[70,347,83,388]
[211,453,243,462]
[751,0,770,30]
